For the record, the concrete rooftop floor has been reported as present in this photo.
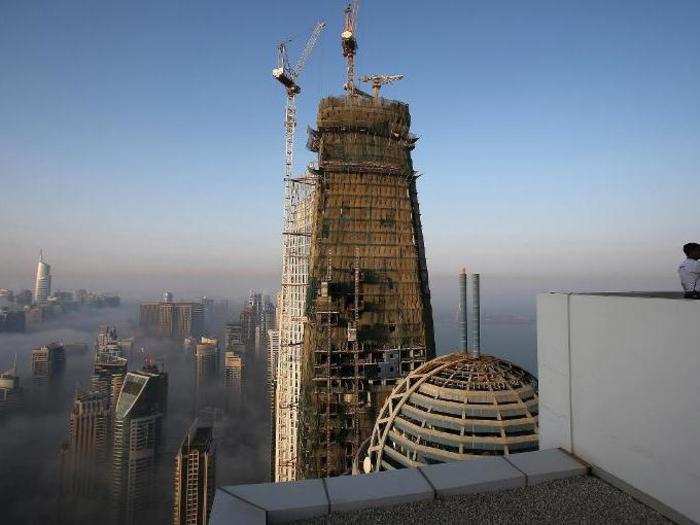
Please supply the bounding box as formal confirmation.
[294,475,671,525]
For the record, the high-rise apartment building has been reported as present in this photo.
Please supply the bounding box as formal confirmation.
[91,354,128,412]
[33,250,51,304]
[0,357,22,414]
[111,364,168,525]
[194,338,219,412]
[172,420,216,525]
[139,302,205,338]
[267,328,280,480]
[239,308,256,353]
[31,342,65,386]
[63,389,112,498]
[275,190,314,482]
[258,295,276,359]
[223,351,243,415]
[201,296,214,330]
[195,338,219,378]
[239,292,276,360]
[224,323,243,352]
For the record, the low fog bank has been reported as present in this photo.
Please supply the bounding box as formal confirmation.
[0,304,271,525]
[0,305,136,524]
[0,304,137,376]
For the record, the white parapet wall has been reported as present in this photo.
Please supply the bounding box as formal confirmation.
[537,292,700,524]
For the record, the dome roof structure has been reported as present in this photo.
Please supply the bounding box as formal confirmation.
[362,351,539,473]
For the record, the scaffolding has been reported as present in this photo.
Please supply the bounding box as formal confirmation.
[299,94,435,478]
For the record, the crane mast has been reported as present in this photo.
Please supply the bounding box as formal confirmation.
[341,0,360,93]
[273,21,326,179]
[272,20,325,483]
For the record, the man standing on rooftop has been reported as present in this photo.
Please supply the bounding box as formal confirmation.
[678,243,700,299]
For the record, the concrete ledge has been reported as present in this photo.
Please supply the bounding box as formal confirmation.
[505,448,588,485]
[212,488,266,524]
[325,468,434,514]
[419,456,525,498]
[222,479,328,523]
[209,449,593,524]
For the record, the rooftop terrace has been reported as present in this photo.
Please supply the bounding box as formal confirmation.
[211,292,699,524]
[211,449,675,524]
[296,476,670,524]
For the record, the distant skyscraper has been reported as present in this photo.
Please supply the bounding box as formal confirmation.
[96,325,119,353]
[33,250,51,304]
[32,342,65,386]
[139,302,205,338]
[172,420,216,525]
[63,389,112,498]
[259,295,276,357]
[163,291,174,303]
[239,307,256,354]
[111,364,168,525]
[224,323,243,352]
[239,292,276,364]
[195,338,219,374]
[223,351,243,415]
[201,296,214,330]
[0,355,22,414]
[194,338,219,412]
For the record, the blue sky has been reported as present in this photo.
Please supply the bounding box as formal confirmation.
[1,0,699,297]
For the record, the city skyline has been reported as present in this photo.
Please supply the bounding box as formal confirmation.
[2,1,699,294]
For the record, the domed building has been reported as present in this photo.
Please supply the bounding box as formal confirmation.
[361,271,539,473]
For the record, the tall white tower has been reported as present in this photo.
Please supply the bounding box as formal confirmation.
[34,250,51,304]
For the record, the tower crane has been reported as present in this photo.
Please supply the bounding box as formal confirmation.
[360,74,404,99]
[273,21,326,180]
[341,0,360,93]
[272,20,325,481]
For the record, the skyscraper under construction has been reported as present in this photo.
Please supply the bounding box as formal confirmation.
[299,93,435,478]
[271,3,435,480]
[297,40,436,478]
